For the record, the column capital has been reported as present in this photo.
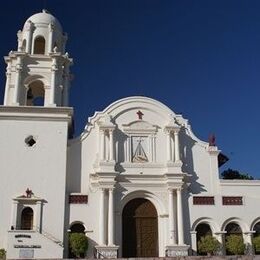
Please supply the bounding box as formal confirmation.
[164,126,174,134]
[15,64,23,71]
[176,186,183,192]
[173,128,180,134]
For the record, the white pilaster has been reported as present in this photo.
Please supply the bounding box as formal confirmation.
[35,201,42,232]
[127,136,131,162]
[167,131,172,162]
[244,232,254,255]
[177,188,184,245]
[99,189,106,245]
[190,231,197,255]
[50,57,58,106]
[13,56,23,105]
[168,189,176,244]
[25,21,33,53]
[62,63,70,106]
[152,135,156,162]
[108,189,114,245]
[214,232,226,255]
[48,23,54,53]
[109,130,114,161]
[174,130,180,162]
[17,31,23,51]
[4,63,11,105]
[11,201,19,229]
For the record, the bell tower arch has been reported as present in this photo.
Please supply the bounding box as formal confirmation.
[3,9,73,107]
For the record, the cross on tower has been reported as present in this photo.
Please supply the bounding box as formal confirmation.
[137,110,144,120]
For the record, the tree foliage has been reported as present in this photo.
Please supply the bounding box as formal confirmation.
[69,233,88,258]
[0,249,6,260]
[253,236,260,254]
[221,168,254,180]
[197,235,221,255]
[225,235,245,255]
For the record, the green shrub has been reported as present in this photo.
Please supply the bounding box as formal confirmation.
[69,233,88,258]
[225,234,245,255]
[197,235,221,255]
[0,249,6,260]
[253,236,260,254]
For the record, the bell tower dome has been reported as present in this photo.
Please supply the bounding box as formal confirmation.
[3,10,73,107]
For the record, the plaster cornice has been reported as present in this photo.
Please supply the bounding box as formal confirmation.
[220,179,260,186]
[0,106,73,123]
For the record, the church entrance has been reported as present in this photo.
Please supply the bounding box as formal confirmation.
[122,198,158,257]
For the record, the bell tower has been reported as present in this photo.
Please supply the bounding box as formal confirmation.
[3,9,73,107]
[0,11,73,259]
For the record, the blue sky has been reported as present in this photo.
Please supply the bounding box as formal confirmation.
[0,1,260,177]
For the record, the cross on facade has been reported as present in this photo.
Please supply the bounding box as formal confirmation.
[137,110,144,120]
[25,188,33,198]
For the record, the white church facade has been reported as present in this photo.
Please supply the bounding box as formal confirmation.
[1,10,260,259]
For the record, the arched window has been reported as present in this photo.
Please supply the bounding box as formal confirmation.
[196,223,212,255]
[26,80,45,106]
[33,36,45,54]
[21,207,33,230]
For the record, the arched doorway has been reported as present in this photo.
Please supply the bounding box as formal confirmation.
[253,222,260,254]
[122,198,158,257]
[225,222,243,255]
[196,223,212,255]
[69,222,85,258]
[21,207,33,230]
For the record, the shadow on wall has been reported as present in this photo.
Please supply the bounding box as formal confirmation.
[67,140,82,192]
[179,128,207,247]
[114,128,128,173]
[63,140,82,256]
[180,128,206,195]
[87,237,98,258]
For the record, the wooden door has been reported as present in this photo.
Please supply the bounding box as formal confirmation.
[122,198,158,257]
[21,207,33,230]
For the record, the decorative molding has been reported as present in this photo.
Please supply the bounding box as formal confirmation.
[222,196,243,205]
[166,245,189,256]
[95,245,119,259]
[193,196,215,205]
[69,195,88,204]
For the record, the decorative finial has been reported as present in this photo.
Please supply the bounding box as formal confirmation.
[209,134,216,146]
